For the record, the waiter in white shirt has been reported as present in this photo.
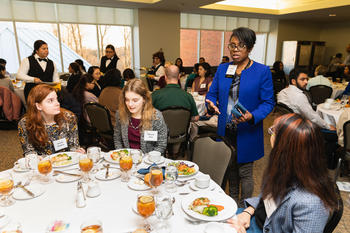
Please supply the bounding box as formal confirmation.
[17,40,59,100]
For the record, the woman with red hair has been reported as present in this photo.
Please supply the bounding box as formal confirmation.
[18,84,84,156]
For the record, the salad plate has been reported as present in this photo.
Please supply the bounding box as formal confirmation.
[168,160,199,177]
[50,152,79,168]
[104,149,130,164]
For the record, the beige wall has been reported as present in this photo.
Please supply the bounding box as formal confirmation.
[138,9,180,67]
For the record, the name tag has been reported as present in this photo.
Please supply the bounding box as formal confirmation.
[144,130,158,141]
[200,83,206,89]
[53,138,68,151]
[226,65,237,78]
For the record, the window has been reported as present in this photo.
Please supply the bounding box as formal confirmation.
[98,25,132,72]
[200,30,223,66]
[15,22,62,72]
[223,31,232,60]
[250,33,267,64]
[180,29,198,67]
[0,21,19,73]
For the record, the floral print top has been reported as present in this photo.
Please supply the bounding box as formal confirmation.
[18,110,80,156]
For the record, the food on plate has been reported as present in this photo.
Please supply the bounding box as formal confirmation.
[110,149,129,162]
[144,173,151,187]
[168,161,196,176]
[189,197,224,217]
[51,153,72,166]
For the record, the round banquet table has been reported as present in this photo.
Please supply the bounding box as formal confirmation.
[331,82,347,99]
[1,155,236,233]
[316,103,345,126]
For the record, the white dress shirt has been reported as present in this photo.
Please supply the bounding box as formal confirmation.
[306,75,332,91]
[277,85,330,129]
[154,64,165,81]
[17,54,59,83]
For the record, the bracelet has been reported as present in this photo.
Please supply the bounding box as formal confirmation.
[242,210,253,217]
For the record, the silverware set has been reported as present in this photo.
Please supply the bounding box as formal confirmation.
[14,177,34,197]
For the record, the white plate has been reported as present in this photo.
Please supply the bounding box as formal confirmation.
[189,180,216,191]
[13,184,45,200]
[181,191,237,222]
[95,169,121,181]
[168,160,199,177]
[143,155,165,165]
[127,178,151,191]
[204,222,237,233]
[50,152,79,168]
[13,164,29,173]
[104,149,130,164]
[55,173,81,183]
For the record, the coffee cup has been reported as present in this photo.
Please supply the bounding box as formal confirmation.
[148,151,161,163]
[324,102,332,109]
[325,98,333,104]
[195,174,210,189]
[86,181,101,198]
[14,158,26,170]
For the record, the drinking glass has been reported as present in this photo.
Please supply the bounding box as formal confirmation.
[137,193,155,230]
[87,147,101,173]
[131,149,143,175]
[0,220,22,232]
[80,219,103,233]
[37,157,53,184]
[165,165,178,193]
[150,166,163,195]
[120,155,133,182]
[79,154,93,183]
[0,172,15,207]
[155,195,173,233]
[25,152,38,171]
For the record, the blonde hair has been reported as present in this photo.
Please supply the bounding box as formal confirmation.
[119,79,155,130]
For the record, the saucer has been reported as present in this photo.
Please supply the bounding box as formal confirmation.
[55,173,81,183]
[95,169,121,181]
[127,178,151,191]
[13,184,45,200]
[189,180,216,191]
[143,155,165,165]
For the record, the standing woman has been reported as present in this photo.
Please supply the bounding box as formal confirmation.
[18,84,84,156]
[114,79,167,154]
[206,27,274,207]
[17,40,59,100]
[66,62,82,93]
[100,44,119,74]
[191,62,213,96]
[87,66,103,97]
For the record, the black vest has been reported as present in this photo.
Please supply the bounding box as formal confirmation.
[100,55,119,73]
[147,64,162,75]
[28,55,54,82]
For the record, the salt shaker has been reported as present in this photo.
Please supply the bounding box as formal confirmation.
[76,182,86,208]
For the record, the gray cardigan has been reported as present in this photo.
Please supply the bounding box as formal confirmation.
[113,109,167,154]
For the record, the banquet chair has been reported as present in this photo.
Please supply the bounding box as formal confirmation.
[274,102,294,115]
[191,134,233,186]
[161,106,191,159]
[309,85,333,105]
[322,184,343,233]
[335,120,350,179]
[84,102,114,150]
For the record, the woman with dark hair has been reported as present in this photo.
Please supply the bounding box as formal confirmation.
[191,62,212,95]
[229,113,338,233]
[18,84,84,155]
[99,69,123,127]
[114,79,167,153]
[147,51,165,82]
[341,65,350,82]
[0,65,14,92]
[72,73,98,123]
[75,59,86,73]
[17,40,59,100]
[206,27,274,207]
[175,57,185,75]
[123,68,136,82]
[185,63,199,91]
[100,44,119,74]
[87,66,103,97]
[66,62,82,93]
[271,61,286,87]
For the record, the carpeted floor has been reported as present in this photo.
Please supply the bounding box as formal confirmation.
[0,114,349,232]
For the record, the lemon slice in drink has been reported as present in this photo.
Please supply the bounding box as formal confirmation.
[140,195,154,203]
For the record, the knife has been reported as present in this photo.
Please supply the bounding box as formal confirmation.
[18,184,35,197]
[105,164,110,179]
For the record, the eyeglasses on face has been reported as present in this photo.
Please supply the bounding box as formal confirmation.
[228,43,246,51]
[268,125,275,136]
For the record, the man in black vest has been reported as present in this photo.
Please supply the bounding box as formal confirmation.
[17,40,59,100]
[100,44,119,74]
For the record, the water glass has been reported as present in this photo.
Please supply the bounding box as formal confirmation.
[165,165,178,193]
[155,195,173,233]
[25,152,38,171]
[87,147,101,173]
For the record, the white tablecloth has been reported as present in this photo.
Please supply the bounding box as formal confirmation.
[316,103,345,126]
[331,82,347,99]
[2,157,232,233]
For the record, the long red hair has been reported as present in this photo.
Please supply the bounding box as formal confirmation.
[25,84,67,147]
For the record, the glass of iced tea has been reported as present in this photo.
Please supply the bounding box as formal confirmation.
[80,219,103,233]
[150,166,163,195]
[37,157,53,184]
[79,154,93,183]
[0,172,15,207]
[137,193,155,230]
[120,155,133,182]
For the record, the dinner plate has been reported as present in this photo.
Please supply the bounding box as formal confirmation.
[13,184,45,200]
[55,173,81,183]
[189,180,216,191]
[127,178,151,191]
[12,164,29,173]
[95,169,121,181]
[181,191,237,222]
[143,155,165,165]
[168,160,199,177]
[104,149,130,164]
[50,152,79,168]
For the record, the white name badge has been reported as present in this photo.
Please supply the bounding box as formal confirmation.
[144,130,158,141]
[53,138,68,151]
[226,65,237,76]
[200,83,206,89]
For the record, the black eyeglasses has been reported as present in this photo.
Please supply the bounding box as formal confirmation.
[228,43,246,51]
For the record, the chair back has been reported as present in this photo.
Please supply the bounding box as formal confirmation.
[309,85,333,105]
[161,106,191,144]
[323,185,343,233]
[192,134,233,186]
[84,102,113,135]
[275,102,294,115]
[343,120,350,152]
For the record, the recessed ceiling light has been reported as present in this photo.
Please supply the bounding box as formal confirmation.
[329,14,336,17]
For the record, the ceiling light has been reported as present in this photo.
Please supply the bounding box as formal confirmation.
[329,14,336,17]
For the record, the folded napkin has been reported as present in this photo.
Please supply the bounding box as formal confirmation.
[137,163,165,177]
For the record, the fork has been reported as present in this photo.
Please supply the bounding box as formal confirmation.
[15,181,35,197]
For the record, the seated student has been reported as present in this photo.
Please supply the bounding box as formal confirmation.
[18,84,84,156]
[306,65,331,91]
[341,65,350,82]
[75,59,86,73]
[0,58,11,77]
[66,62,82,93]
[0,65,14,92]
[113,79,167,153]
[271,61,287,87]
[185,63,199,91]
[191,62,213,95]
[121,68,136,88]
[99,69,123,127]
[87,66,103,97]
[228,113,338,233]
[175,57,185,76]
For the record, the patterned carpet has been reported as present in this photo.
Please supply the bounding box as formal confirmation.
[0,114,348,232]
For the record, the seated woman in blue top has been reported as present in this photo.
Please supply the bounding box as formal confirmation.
[228,113,338,233]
